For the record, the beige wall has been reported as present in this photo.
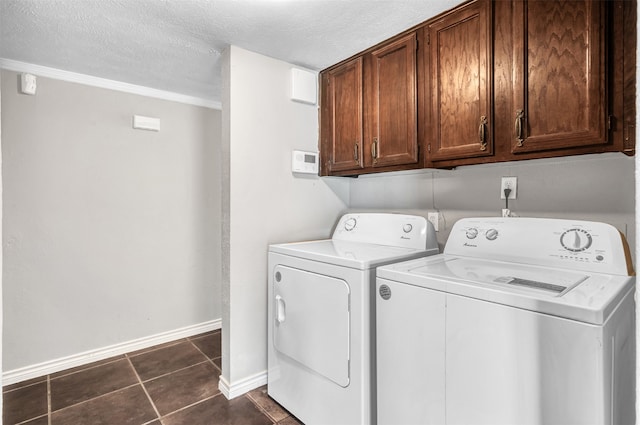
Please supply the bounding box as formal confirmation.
[220,46,349,393]
[350,153,636,259]
[1,70,222,372]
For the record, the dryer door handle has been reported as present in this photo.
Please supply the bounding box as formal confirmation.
[275,295,286,324]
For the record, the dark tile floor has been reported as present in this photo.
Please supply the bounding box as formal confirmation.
[3,330,303,425]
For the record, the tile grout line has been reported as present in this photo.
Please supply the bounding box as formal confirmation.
[13,413,48,425]
[47,356,126,380]
[47,375,52,425]
[158,393,226,421]
[125,354,162,422]
[244,393,279,424]
[2,378,48,394]
[48,382,142,415]
[127,339,186,360]
[138,358,213,384]
[187,335,223,376]
[188,338,218,368]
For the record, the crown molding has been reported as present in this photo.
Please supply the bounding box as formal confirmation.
[0,59,222,110]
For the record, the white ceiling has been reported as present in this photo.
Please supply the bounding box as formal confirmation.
[0,0,458,105]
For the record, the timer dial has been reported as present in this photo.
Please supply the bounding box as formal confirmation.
[403,224,413,233]
[560,228,592,252]
[344,217,357,231]
[485,228,499,241]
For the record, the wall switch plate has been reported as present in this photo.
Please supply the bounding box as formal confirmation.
[500,177,517,199]
[428,212,440,232]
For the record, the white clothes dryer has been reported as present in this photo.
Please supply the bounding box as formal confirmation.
[376,217,635,425]
[268,213,439,425]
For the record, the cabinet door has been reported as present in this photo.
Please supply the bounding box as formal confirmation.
[366,33,418,168]
[322,58,364,173]
[425,0,493,161]
[511,0,607,153]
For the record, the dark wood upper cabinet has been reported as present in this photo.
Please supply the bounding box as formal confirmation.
[424,0,493,162]
[320,57,364,174]
[510,0,607,154]
[365,33,418,168]
[319,0,634,176]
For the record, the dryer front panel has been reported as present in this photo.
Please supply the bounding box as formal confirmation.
[273,265,351,387]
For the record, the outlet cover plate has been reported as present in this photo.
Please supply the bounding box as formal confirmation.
[500,177,517,199]
[427,212,440,232]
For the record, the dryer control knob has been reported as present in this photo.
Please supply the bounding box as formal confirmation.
[403,224,413,233]
[466,228,478,239]
[344,217,357,231]
[485,228,499,241]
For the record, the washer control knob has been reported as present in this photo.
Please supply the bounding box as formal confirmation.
[403,223,413,233]
[560,228,592,252]
[466,228,478,239]
[344,217,357,231]
[485,228,499,241]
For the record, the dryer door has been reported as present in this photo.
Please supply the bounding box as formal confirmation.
[273,265,351,387]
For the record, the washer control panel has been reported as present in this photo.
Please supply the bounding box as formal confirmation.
[446,217,632,276]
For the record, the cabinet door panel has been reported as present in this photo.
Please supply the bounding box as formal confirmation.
[512,0,607,153]
[427,0,492,161]
[325,58,364,172]
[368,33,418,167]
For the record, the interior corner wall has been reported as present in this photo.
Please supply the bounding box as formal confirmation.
[0,67,4,414]
[221,46,349,388]
[1,69,222,372]
[635,17,640,421]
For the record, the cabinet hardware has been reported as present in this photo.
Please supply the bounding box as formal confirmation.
[479,116,488,151]
[515,109,524,147]
[624,122,635,152]
[372,137,379,160]
[353,142,359,162]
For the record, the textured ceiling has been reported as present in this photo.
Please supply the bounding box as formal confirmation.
[0,0,458,104]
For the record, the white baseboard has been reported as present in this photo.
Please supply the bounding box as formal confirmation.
[218,370,268,400]
[3,319,221,386]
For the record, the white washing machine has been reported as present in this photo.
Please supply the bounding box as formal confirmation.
[376,217,635,425]
[268,213,439,425]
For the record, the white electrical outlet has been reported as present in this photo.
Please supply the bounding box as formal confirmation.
[500,177,517,199]
[427,212,440,232]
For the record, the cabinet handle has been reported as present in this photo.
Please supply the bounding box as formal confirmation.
[479,116,488,151]
[353,142,359,162]
[371,137,379,160]
[515,109,524,147]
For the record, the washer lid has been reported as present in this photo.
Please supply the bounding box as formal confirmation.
[412,257,589,297]
[377,255,635,324]
[269,239,436,270]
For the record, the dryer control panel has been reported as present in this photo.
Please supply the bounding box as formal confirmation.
[332,213,438,251]
[445,217,633,276]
